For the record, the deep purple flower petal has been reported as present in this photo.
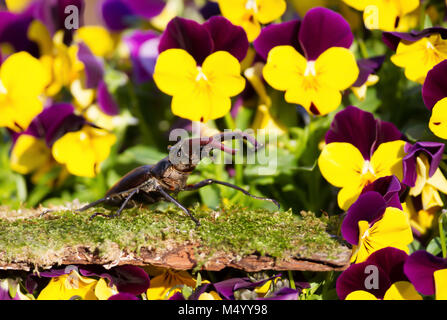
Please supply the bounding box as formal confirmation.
[366,247,409,284]
[108,292,139,300]
[383,27,447,51]
[24,103,86,147]
[253,20,302,61]
[169,292,186,300]
[124,30,159,83]
[158,17,213,65]
[97,80,120,116]
[402,142,445,187]
[299,7,353,61]
[257,287,300,300]
[101,0,134,31]
[422,59,447,111]
[0,11,39,56]
[361,176,403,210]
[341,192,387,245]
[326,106,402,160]
[203,16,248,62]
[126,0,165,19]
[213,278,248,300]
[353,56,385,87]
[404,250,447,296]
[80,265,150,295]
[77,42,105,89]
[336,248,404,300]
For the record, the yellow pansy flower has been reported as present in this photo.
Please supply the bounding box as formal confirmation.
[146,269,197,300]
[153,49,246,123]
[342,0,419,31]
[217,0,287,42]
[52,125,116,178]
[0,51,50,131]
[351,207,413,263]
[318,140,406,210]
[263,46,359,116]
[391,35,447,84]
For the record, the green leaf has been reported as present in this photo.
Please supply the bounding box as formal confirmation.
[199,184,220,209]
[426,237,443,256]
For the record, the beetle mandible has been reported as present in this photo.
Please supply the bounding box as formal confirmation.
[75,131,279,226]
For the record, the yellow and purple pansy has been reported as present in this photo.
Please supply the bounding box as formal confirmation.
[30,265,149,300]
[404,250,447,299]
[402,142,447,210]
[341,177,413,263]
[337,247,421,300]
[318,106,405,210]
[422,59,447,139]
[154,16,248,122]
[351,56,384,101]
[254,7,359,116]
[383,28,447,84]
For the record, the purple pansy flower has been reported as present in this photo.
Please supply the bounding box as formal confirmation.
[382,27,447,51]
[253,7,353,62]
[402,142,445,187]
[124,30,160,84]
[325,106,403,160]
[101,0,165,32]
[336,247,409,300]
[404,250,447,296]
[158,16,249,65]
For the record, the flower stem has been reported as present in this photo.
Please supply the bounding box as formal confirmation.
[439,210,447,258]
[288,270,296,290]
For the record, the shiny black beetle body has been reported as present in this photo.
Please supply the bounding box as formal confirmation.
[76,132,279,226]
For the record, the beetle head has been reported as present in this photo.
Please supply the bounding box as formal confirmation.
[168,132,262,172]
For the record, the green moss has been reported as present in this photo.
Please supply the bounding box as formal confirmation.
[0,205,346,268]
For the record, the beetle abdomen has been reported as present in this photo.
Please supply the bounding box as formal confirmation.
[105,165,154,197]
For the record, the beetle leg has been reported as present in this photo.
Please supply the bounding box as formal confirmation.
[184,179,280,209]
[156,186,201,227]
[89,189,138,220]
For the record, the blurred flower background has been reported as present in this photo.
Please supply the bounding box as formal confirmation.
[1,0,447,300]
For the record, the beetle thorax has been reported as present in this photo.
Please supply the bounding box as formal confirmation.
[159,165,191,191]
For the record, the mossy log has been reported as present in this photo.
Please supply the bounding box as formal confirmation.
[0,203,351,272]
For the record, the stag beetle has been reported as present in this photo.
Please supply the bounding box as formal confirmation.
[75,132,279,226]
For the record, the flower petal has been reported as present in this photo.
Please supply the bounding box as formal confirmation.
[318,142,365,189]
[253,20,302,61]
[423,59,447,111]
[383,281,422,300]
[202,51,246,97]
[203,16,249,62]
[299,7,354,60]
[429,98,447,139]
[153,48,198,97]
[370,140,406,180]
[404,250,447,296]
[263,45,307,91]
[158,17,213,65]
